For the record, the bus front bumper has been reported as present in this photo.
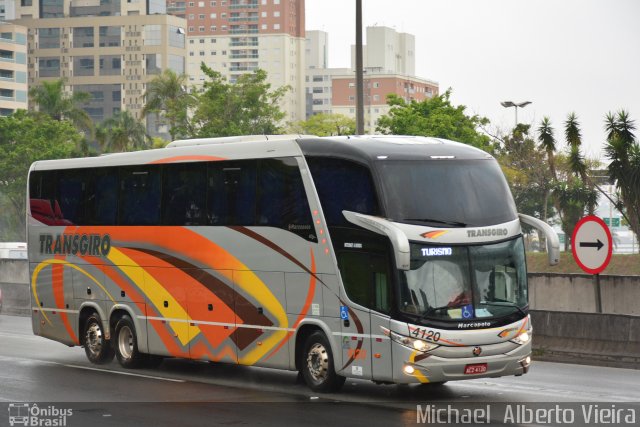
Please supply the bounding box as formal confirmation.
[394,341,532,384]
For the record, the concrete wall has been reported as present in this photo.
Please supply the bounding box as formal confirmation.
[531,310,640,369]
[529,273,640,316]
[0,259,29,316]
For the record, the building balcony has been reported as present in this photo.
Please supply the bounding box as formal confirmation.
[229,17,258,22]
[229,29,259,34]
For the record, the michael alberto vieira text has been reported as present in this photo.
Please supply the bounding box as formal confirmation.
[416,404,636,424]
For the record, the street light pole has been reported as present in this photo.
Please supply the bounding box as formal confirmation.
[501,100,531,126]
[355,0,364,134]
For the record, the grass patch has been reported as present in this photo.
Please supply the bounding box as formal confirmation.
[526,252,640,276]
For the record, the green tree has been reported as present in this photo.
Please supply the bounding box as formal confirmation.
[142,69,196,140]
[604,110,640,241]
[375,89,494,152]
[191,65,289,137]
[537,116,558,180]
[28,78,94,137]
[0,111,79,239]
[292,113,355,136]
[497,124,554,248]
[96,110,151,153]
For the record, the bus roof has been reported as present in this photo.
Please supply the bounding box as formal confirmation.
[29,135,493,172]
[297,135,494,164]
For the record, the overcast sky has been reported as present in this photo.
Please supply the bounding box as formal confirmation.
[305,0,640,161]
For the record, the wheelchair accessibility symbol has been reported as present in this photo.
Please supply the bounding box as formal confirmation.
[462,304,474,319]
[340,306,349,320]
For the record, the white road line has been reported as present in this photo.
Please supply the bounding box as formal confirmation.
[59,364,186,383]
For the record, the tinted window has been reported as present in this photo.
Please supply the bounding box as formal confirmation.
[163,162,207,225]
[378,160,518,227]
[57,170,86,224]
[119,167,161,225]
[29,170,60,225]
[86,168,119,225]
[208,160,257,226]
[306,158,380,226]
[258,158,313,239]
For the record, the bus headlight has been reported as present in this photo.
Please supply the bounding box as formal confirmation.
[381,327,439,352]
[510,331,531,345]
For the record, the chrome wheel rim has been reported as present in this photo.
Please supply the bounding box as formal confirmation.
[306,343,329,383]
[85,322,103,357]
[118,325,134,360]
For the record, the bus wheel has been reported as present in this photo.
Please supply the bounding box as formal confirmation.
[114,315,145,369]
[83,312,114,364]
[301,331,345,393]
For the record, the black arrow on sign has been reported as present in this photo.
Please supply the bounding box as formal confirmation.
[580,239,604,250]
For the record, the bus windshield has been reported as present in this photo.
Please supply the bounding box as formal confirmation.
[377,159,517,227]
[398,237,528,322]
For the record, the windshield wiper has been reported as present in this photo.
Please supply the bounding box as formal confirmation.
[480,301,527,317]
[403,218,467,228]
[415,304,452,324]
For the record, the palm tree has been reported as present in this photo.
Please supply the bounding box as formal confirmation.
[28,79,94,136]
[97,110,150,153]
[537,116,558,180]
[604,110,640,241]
[142,69,195,139]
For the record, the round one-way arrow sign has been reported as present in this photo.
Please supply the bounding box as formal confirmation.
[571,215,613,274]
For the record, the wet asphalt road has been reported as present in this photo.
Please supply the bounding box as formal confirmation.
[0,314,639,427]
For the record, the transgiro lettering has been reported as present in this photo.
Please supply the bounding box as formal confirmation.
[39,234,111,257]
[467,228,508,238]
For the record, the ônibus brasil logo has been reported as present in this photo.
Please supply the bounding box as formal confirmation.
[8,403,73,427]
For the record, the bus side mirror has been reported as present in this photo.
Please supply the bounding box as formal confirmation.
[342,211,411,270]
[518,213,560,266]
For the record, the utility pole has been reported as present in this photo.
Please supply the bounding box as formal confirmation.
[355,0,364,134]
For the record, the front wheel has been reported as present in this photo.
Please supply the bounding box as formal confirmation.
[83,312,114,364]
[114,315,146,369]
[300,331,345,393]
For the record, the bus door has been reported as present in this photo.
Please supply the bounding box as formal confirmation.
[337,248,392,381]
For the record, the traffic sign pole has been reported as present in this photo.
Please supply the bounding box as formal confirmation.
[571,215,613,313]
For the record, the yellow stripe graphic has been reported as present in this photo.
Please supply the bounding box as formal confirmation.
[107,247,199,347]
[409,351,430,383]
[32,259,116,325]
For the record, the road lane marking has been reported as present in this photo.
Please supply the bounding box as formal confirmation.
[60,364,186,383]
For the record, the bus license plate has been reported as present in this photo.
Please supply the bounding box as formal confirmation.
[464,363,487,375]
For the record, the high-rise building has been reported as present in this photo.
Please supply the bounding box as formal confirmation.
[350,26,415,75]
[176,0,306,123]
[0,0,15,21]
[304,30,347,118]
[305,26,438,132]
[0,22,28,116]
[13,0,187,131]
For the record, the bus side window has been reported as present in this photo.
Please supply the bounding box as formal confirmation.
[29,170,58,225]
[85,168,118,225]
[257,158,314,240]
[306,158,381,226]
[119,166,162,225]
[57,169,87,225]
[208,160,257,226]
[162,162,207,226]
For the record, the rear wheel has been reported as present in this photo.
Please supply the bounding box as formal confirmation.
[114,315,146,369]
[300,331,345,393]
[83,312,114,364]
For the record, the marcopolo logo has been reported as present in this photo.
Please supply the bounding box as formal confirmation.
[39,234,111,257]
[8,403,73,427]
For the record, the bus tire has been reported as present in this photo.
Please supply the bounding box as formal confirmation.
[114,315,145,369]
[83,312,114,365]
[300,331,345,393]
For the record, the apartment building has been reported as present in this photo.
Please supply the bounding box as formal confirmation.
[13,0,187,129]
[305,26,438,132]
[332,71,438,132]
[175,0,306,123]
[0,0,15,21]
[0,22,28,116]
